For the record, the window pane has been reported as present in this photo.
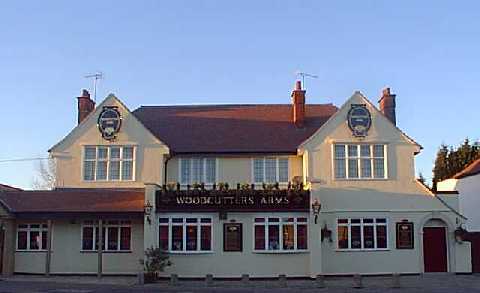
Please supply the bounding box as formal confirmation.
[253,159,264,183]
[335,159,346,179]
[109,161,120,180]
[98,147,108,159]
[205,158,216,183]
[159,226,169,251]
[123,147,134,159]
[186,226,198,251]
[17,231,27,250]
[172,226,183,251]
[122,161,133,180]
[159,218,169,224]
[96,161,107,180]
[348,159,359,178]
[41,231,48,250]
[82,227,94,250]
[186,218,198,223]
[337,226,348,249]
[351,226,361,249]
[30,231,40,250]
[84,147,96,160]
[201,226,211,251]
[363,226,374,249]
[180,159,191,184]
[282,224,294,250]
[373,145,384,157]
[360,159,372,178]
[120,227,131,250]
[268,225,280,250]
[376,226,387,248]
[297,224,308,249]
[254,225,265,250]
[360,145,371,157]
[83,161,95,181]
[265,158,276,183]
[191,158,203,183]
[107,227,119,250]
[110,147,121,159]
[373,158,385,178]
[348,145,358,157]
[334,145,345,158]
[278,158,289,182]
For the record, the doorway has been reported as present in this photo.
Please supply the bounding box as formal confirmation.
[423,227,448,272]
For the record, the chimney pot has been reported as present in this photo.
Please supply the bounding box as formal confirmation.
[77,89,95,124]
[291,80,306,128]
[379,87,396,125]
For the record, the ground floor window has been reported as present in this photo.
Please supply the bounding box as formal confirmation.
[159,217,212,253]
[254,217,308,252]
[17,224,48,251]
[81,220,132,251]
[337,218,388,250]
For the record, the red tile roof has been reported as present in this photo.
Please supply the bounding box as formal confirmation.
[0,183,22,191]
[132,104,338,154]
[453,157,480,179]
[0,189,144,214]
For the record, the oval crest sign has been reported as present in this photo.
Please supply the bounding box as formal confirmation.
[97,107,122,140]
[347,104,371,137]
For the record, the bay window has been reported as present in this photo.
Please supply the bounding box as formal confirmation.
[337,218,388,250]
[83,146,135,181]
[17,224,48,251]
[180,158,217,184]
[159,217,213,253]
[81,220,132,252]
[254,217,308,252]
[253,157,289,183]
[334,144,387,179]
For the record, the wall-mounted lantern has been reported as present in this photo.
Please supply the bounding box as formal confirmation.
[144,200,153,225]
[454,226,468,243]
[311,199,321,224]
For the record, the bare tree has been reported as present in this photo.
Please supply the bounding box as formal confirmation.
[32,158,56,190]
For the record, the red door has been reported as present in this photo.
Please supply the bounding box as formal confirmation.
[423,227,447,272]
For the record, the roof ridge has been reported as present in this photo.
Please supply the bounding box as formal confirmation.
[134,103,336,109]
[452,157,480,179]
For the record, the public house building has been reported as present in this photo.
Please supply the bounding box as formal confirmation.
[0,82,472,277]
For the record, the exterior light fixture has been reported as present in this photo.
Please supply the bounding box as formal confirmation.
[144,200,153,225]
[454,226,468,243]
[311,199,321,224]
[321,224,333,242]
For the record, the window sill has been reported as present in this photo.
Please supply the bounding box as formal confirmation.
[335,248,390,252]
[167,251,214,255]
[253,250,309,254]
[80,250,132,253]
[333,178,389,181]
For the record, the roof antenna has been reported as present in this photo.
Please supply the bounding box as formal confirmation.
[295,71,318,88]
[84,72,103,102]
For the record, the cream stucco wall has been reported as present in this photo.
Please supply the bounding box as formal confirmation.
[50,95,169,188]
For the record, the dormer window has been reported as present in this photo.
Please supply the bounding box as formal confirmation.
[334,144,387,179]
[83,146,135,181]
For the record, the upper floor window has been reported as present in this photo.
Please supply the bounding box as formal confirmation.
[179,158,216,184]
[253,158,289,183]
[83,146,135,181]
[334,144,387,179]
[17,224,48,251]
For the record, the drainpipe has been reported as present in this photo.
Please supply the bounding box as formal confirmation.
[164,153,173,185]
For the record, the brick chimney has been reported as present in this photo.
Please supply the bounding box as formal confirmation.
[379,87,396,125]
[291,80,306,128]
[77,89,95,124]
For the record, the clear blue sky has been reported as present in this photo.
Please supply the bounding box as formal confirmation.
[0,1,478,189]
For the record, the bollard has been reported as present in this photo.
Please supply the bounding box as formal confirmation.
[170,274,178,286]
[392,273,401,288]
[353,274,363,289]
[137,272,144,285]
[206,274,214,287]
[315,274,325,288]
[241,274,249,286]
[279,274,287,287]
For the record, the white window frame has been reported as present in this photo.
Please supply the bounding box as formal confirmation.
[252,215,308,253]
[332,144,388,180]
[80,220,132,252]
[158,216,213,254]
[16,223,49,251]
[178,158,218,185]
[82,145,136,182]
[251,157,290,184]
[336,218,389,251]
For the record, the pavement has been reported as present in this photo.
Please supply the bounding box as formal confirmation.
[2,274,480,292]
